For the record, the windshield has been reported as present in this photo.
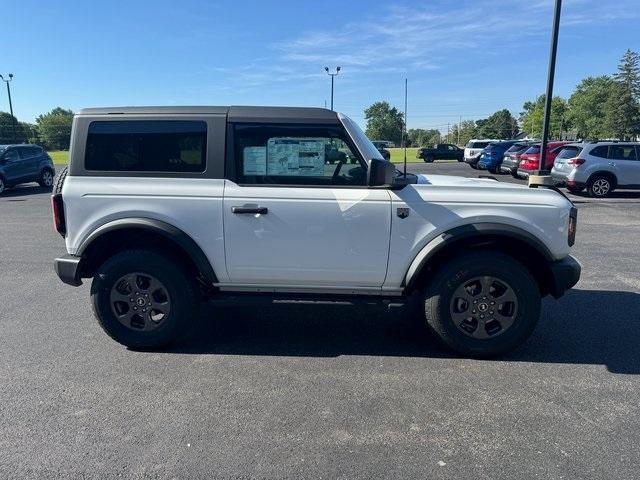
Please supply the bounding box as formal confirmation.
[0,145,8,155]
[339,113,384,162]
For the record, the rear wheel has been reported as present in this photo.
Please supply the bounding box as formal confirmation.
[587,175,614,197]
[422,251,540,357]
[0,176,5,195]
[511,169,520,179]
[91,249,197,349]
[38,169,54,189]
[424,155,434,163]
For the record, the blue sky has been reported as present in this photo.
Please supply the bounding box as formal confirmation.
[2,0,639,131]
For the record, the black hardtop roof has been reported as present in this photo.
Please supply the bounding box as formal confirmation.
[77,106,340,124]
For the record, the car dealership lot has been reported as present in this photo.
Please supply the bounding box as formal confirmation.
[1,164,639,479]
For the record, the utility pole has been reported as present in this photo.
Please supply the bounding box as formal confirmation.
[0,74,16,143]
[458,115,461,146]
[534,0,562,181]
[324,66,341,111]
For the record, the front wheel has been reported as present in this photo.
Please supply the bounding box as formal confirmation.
[423,251,541,357]
[424,155,434,163]
[91,249,197,349]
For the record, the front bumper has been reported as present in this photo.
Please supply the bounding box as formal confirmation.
[54,254,83,286]
[548,255,581,298]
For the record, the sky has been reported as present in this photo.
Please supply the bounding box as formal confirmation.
[2,0,639,132]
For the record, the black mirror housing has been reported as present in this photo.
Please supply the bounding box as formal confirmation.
[368,158,395,187]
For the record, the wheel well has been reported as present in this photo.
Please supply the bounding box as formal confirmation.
[79,227,216,288]
[588,171,617,188]
[407,234,554,297]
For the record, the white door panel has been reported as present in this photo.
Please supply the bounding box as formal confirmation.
[223,181,392,286]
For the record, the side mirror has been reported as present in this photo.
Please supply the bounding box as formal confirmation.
[368,158,395,187]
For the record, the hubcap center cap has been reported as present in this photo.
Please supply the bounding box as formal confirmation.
[478,302,489,312]
[136,297,146,306]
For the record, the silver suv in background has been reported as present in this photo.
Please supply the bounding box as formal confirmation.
[551,141,640,197]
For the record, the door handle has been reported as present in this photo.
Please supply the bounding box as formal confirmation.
[232,206,268,215]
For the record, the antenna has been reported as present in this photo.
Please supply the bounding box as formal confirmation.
[403,78,408,178]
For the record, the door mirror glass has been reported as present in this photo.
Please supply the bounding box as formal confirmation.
[368,158,395,187]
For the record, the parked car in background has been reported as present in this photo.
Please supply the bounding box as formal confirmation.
[416,143,464,162]
[476,140,519,174]
[464,139,499,168]
[371,141,391,161]
[551,141,640,197]
[500,142,536,177]
[0,144,55,195]
[516,141,572,179]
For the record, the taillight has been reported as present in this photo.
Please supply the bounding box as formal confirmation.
[568,207,577,246]
[567,157,585,166]
[51,193,66,236]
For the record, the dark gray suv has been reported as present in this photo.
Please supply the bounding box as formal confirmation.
[0,144,55,194]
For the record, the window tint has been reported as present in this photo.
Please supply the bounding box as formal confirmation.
[557,146,583,159]
[610,144,637,160]
[18,146,42,159]
[85,121,207,172]
[234,124,366,186]
[3,149,19,162]
[589,145,609,158]
[524,146,541,155]
[466,141,490,149]
[506,144,527,153]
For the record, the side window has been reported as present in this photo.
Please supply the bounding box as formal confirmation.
[85,121,207,172]
[233,124,367,186]
[610,145,637,161]
[3,149,19,162]
[589,145,609,158]
[17,147,32,159]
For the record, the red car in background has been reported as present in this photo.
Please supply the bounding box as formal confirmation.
[516,141,573,178]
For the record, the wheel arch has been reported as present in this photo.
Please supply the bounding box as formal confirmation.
[76,218,218,285]
[404,223,555,296]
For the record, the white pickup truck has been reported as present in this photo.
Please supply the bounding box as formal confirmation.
[53,106,580,357]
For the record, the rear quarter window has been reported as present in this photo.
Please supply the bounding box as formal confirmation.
[524,146,541,155]
[557,146,583,159]
[85,121,207,172]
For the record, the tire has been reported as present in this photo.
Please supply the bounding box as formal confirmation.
[457,158,464,162]
[567,186,584,194]
[38,168,55,189]
[423,251,541,358]
[587,174,614,198]
[91,249,197,349]
[469,163,478,170]
[424,155,434,163]
[0,176,5,195]
[53,166,68,194]
[488,166,498,174]
[511,169,519,179]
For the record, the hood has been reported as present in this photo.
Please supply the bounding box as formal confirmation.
[417,174,527,190]
[413,174,570,208]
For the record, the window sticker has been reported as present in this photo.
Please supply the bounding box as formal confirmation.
[243,146,267,175]
[267,138,326,176]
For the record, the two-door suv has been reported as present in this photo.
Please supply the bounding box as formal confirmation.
[53,106,580,357]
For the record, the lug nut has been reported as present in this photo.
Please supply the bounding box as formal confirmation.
[490,301,495,305]
[480,314,485,319]
[133,307,137,311]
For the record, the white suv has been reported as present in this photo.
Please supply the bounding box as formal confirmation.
[551,141,640,197]
[52,106,580,357]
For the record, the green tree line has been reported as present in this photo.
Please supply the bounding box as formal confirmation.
[0,107,74,150]
[365,49,640,147]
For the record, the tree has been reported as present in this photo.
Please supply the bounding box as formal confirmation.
[567,76,613,139]
[407,128,440,147]
[448,120,478,146]
[0,111,31,144]
[475,109,519,139]
[520,95,569,139]
[36,107,74,150]
[603,49,640,139]
[364,101,404,146]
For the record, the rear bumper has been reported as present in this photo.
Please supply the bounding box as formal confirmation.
[548,255,581,298]
[54,254,83,286]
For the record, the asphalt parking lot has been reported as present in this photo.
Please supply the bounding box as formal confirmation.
[1,163,639,479]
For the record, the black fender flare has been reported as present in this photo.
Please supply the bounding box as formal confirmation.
[77,217,218,283]
[404,223,554,289]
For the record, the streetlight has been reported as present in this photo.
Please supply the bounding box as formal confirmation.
[0,74,16,143]
[324,66,341,111]
[532,0,562,184]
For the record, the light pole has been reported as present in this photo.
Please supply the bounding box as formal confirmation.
[324,66,340,111]
[533,0,562,182]
[0,74,16,143]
